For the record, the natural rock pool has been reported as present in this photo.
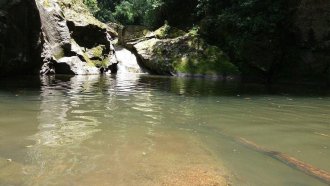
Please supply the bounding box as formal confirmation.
[0,74,329,185]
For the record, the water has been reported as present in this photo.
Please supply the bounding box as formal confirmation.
[115,46,146,74]
[0,74,329,186]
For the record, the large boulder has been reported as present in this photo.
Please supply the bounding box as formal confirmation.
[126,24,239,78]
[38,0,118,75]
[0,0,118,76]
[55,56,99,75]
[118,25,151,49]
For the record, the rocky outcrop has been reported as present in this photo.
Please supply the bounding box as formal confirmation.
[0,0,42,76]
[122,24,239,77]
[0,0,118,76]
[38,0,117,75]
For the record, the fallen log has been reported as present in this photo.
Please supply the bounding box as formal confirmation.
[237,137,330,184]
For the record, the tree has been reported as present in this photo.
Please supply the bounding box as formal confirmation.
[197,0,298,83]
[83,0,100,14]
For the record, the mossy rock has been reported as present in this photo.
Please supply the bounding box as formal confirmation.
[134,30,239,76]
[154,24,186,39]
[86,45,106,59]
[57,0,108,29]
[91,57,110,68]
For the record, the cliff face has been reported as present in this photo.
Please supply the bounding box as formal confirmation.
[0,0,42,76]
[38,0,119,75]
[0,0,118,76]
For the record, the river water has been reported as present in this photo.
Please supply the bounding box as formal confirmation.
[0,73,329,185]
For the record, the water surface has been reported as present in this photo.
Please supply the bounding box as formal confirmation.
[0,74,329,185]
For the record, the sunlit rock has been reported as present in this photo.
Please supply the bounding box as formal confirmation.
[37,0,118,75]
[127,24,239,78]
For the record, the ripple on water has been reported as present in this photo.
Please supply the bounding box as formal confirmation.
[0,75,329,185]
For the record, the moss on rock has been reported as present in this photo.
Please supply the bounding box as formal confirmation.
[86,45,106,59]
[57,0,113,32]
[154,23,186,39]
[132,25,239,77]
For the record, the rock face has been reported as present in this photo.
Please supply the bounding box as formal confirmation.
[122,24,239,77]
[0,0,42,76]
[0,0,118,76]
[38,0,117,75]
[118,25,150,48]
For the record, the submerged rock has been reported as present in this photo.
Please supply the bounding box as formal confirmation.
[122,24,239,78]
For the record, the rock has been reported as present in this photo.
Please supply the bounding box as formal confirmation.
[86,45,106,60]
[37,0,71,60]
[37,0,118,75]
[106,22,121,38]
[130,25,239,77]
[56,56,99,75]
[154,23,186,39]
[0,0,42,76]
[119,25,151,48]
[0,0,118,76]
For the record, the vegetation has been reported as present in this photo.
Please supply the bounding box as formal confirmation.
[83,0,329,84]
[197,0,299,83]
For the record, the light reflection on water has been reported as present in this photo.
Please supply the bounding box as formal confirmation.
[0,74,329,185]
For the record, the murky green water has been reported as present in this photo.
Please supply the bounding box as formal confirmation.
[0,74,329,185]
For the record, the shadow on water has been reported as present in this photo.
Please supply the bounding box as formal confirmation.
[134,75,330,97]
[0,75,329,97]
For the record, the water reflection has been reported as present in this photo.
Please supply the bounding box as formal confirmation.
[1,73,328,185]
[35,75,103,147]
[25,75,106,184]
[23,73,169,185]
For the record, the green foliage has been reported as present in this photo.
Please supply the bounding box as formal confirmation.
[112,1,135,24]
[83,0,164,26]
[111,0,164,26]
[82,0,318,82]
[83,0,100,14]
[84,0,197,28]
[197,0,297,82]
[188,26,200,37]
